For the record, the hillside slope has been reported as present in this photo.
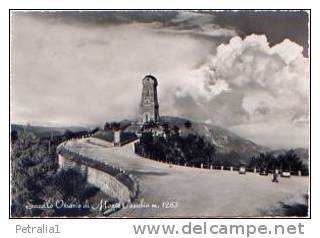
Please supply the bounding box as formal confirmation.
[161,116,267,165]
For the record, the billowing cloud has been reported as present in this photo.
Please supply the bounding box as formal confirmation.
[176,34,309,126]
[172,34,309,148]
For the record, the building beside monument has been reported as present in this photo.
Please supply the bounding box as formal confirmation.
[138,75,160,124]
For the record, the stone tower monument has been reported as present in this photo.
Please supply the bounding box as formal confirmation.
[138,75,160,124]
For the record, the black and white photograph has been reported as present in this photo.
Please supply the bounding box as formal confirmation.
[10,10,310,218]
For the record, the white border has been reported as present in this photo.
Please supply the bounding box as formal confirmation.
[2,1,318,238]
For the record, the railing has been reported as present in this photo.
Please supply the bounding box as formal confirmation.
[133,142,306,176]
[57,142,139,202]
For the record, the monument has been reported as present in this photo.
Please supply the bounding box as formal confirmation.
[138,75,160,124]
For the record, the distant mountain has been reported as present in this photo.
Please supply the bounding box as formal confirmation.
[161,116,268,165]
[11,124,91,138]
[160,116,308,166]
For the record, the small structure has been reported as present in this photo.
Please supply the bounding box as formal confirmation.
[114,130,121,147]
[93,128,137,147]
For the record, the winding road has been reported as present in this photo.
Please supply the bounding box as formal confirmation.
[64,138,309,217]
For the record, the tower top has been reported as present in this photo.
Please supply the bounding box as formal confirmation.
[143,75,158,86]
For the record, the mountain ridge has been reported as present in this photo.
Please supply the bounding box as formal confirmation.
[159,116,308,165]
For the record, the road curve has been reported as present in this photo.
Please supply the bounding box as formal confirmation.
[64,138,309,217]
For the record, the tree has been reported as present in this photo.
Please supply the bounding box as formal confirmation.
[11,130,18,143]
[11,126,119,217]
[11,130,45,216]
[248,150,308,175]
[104,122,111,131]
[91,127,100,134]
[63,130,75,140]
[184,120,192,129]
[172,125,180,135]
[110,122,121,131]
[280,150,306,172]
[137,131,216,167]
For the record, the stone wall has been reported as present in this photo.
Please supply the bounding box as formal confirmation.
[87,167,131,203]
[58,154,88,176]
[57,144,138,204]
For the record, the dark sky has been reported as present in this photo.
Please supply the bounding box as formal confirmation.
[27,10,309,56]
[212,11,309,56]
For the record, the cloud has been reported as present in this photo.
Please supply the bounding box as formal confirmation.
[11,13,224,126]
[157,11,238,38]
[176,34,309,126]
